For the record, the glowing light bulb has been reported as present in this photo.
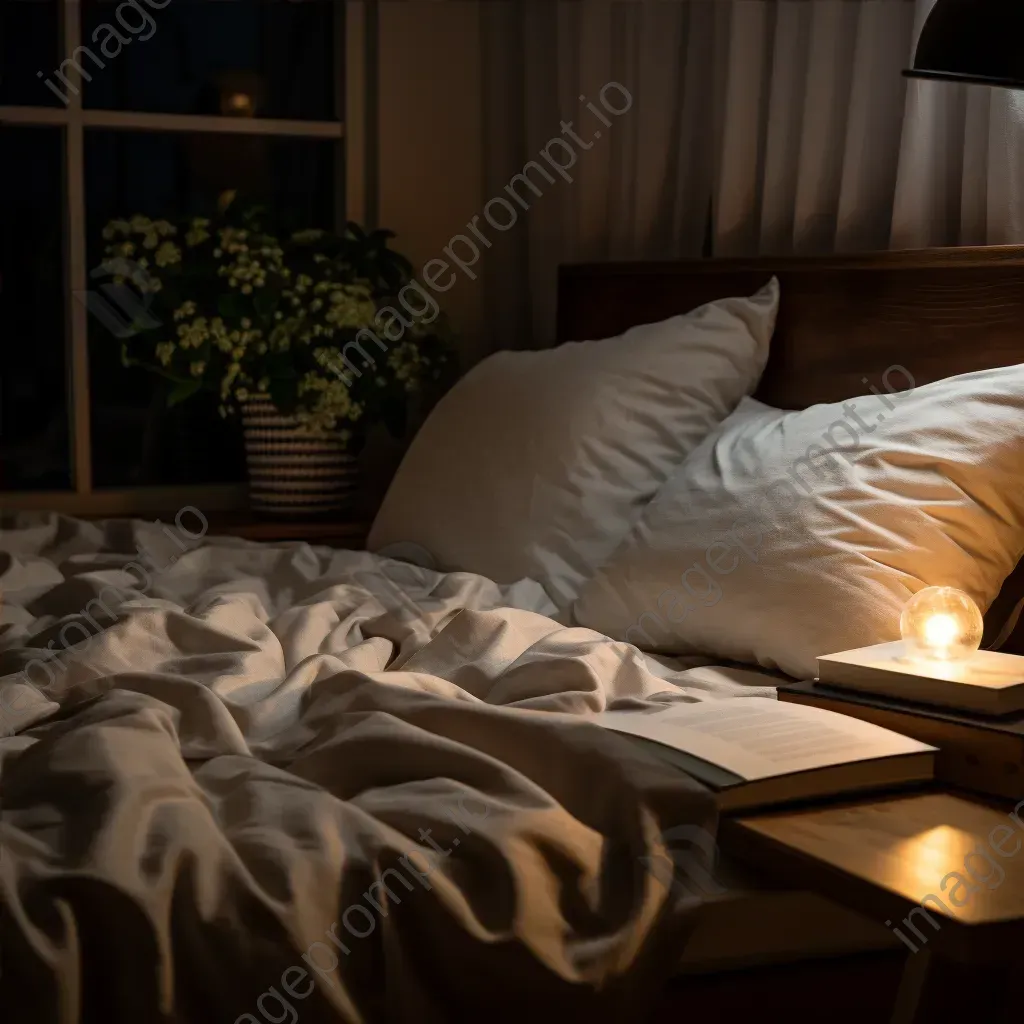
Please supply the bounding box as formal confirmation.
[900,587,983,663]
[227,92,254,115]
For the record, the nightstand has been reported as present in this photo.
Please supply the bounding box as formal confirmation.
[722,790,1024,1023]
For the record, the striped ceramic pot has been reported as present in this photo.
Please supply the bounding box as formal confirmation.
[240,395,358,517]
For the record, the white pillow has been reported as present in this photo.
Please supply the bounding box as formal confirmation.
[369,280,780,603]
[574,366,1024,679]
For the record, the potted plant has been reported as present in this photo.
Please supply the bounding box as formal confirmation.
[97,194,455,516]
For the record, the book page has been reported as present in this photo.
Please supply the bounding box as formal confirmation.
[594,698,934,782]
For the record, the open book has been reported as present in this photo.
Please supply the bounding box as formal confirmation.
[594,697,935,810]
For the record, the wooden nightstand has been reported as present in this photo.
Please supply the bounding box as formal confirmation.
[721,790,1024,1023]
[201,512,371,549]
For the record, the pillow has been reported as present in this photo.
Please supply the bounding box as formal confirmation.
[574,366,1024,679]
[368,280,780,604]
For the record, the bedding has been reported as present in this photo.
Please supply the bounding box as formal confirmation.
[0,515,776,1024]
[575,366,1024,679]
[368,280,779,606]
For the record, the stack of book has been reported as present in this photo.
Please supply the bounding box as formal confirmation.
[779,642,1024,801]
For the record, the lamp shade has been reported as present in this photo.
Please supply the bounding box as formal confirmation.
[904,0,1024,90]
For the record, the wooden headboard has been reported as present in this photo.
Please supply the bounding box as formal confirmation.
[558,245,1024,410]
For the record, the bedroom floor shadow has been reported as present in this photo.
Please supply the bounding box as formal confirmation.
[648,949,907,1023]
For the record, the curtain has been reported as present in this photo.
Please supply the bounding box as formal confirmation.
[480,0,1024,349]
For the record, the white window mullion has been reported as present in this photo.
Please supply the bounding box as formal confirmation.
[345,0,376,229]
[337,0,352,232]
[0,107,71,127]
[62,0,92,495]
[81,109,344,138]
[2,1,354,512]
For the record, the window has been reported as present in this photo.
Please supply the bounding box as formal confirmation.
[0,0,366,514]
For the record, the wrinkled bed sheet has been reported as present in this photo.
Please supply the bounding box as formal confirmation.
[0,515,777,1024]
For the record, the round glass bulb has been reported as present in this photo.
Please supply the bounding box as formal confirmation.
[900,587,983,662]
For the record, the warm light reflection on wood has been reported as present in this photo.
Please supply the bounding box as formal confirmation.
[736,793,1024,925]
[886,826,967,896]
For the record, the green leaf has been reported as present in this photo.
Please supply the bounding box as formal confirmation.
[218,292,247,320]
[254,289,279,318]
[167,378,202,407]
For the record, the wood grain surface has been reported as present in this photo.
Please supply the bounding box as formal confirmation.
[722,791,1024,958]
[558,245,1024,410]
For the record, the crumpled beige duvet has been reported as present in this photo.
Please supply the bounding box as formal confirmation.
[0,515,775,1023]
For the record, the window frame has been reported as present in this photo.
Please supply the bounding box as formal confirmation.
[0,0,374,515]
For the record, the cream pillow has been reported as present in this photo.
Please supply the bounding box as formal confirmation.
[575,367,1024,679]
[369,280,780,604]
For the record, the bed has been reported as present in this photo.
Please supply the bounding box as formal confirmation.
[2,246,1024,1023]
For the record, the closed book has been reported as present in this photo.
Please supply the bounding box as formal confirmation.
[592,697,935,811]
[817,641,1024,715]
[779,680,1024,801]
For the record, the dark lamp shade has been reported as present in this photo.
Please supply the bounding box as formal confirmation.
[904,0,1024,91]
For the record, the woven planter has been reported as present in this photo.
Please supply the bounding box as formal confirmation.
[240,395,358,517]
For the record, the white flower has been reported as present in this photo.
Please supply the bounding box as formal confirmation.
[190,361,206,377]
[155,242,181,268]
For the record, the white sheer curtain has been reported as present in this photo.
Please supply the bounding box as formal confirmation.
[480,0,1024,348]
